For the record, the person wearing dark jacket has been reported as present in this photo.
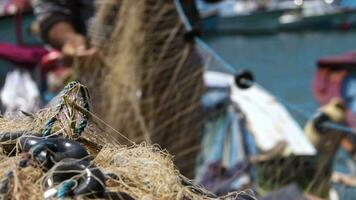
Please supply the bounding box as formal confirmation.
[33,0,96,57]
[33,0,221,56]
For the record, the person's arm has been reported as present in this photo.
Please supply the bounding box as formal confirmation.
[33,0,85,49]
[33,0,99,62]
[48,21,86,51]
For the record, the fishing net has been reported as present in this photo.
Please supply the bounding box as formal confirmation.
[81,0,333,196]
[0,81,254,200]
[254,155,331,197]
[251,99,348,198]
[76,0,205,178]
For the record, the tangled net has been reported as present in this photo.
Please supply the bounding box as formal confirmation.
[0,82,254,200]
[79,0,204,178]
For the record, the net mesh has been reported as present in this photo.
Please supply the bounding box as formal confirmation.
[78,0,205,178]
[77,0,333,196]
[0,0,340,198]
[0,0,254,197]
[0,82,253,199]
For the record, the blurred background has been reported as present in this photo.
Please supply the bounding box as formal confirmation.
[1,0,356,199]
[198,0,356,122]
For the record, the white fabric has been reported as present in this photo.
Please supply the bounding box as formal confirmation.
[1,69,40,113]
[204,71,316,156]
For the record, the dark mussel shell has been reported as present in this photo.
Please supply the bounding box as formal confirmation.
[19,136,90,169]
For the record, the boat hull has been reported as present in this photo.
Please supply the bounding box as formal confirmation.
[280,8,356,31]
[202,9,286,34]
[204,71,315,155]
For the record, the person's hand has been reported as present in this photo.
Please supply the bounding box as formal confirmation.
[47,22,102,73]
[61,34,92,57]
[61,34,101,69]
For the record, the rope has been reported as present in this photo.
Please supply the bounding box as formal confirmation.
[174,0,236,74]
[0,171,13,195]
[74,86,90,136]
[57,180,76,199]
[173,0,356,140]
[42,82,79,137]
[195,37,237,74]
[173,0,192,31]
[67,99,135,145]
[42,117,57,137]
[43,81,91,137]
[323,122,356,136]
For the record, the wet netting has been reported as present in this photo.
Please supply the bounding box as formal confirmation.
[0,81,254,199]
[0,0,256,199]
[73,0,331,198]
[80,0,204,178]
[252,98,348,198]
[172,1,351,198]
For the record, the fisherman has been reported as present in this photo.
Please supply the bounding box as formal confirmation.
[33,0,99,59]
[33,0,222,94]
[33,0,222,56]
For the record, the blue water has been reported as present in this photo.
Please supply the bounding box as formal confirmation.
[205,31,356,120]
[205,31,356,198]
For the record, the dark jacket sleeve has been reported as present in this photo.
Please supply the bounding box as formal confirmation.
[33,0,74,42]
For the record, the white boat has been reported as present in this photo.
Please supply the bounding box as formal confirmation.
[279,0,356,31]
[197,70,316,193]
[198,0,293,33]
[203,71,316,157]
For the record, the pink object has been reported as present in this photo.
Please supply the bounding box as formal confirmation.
[0,43,69,75]
[4,0,31,15]
[312,67,347,105]
[40,50,68,74]
[0,43,48,69]
[313,51,356,128]
[314,51,356,105]
[317,51,356,68]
